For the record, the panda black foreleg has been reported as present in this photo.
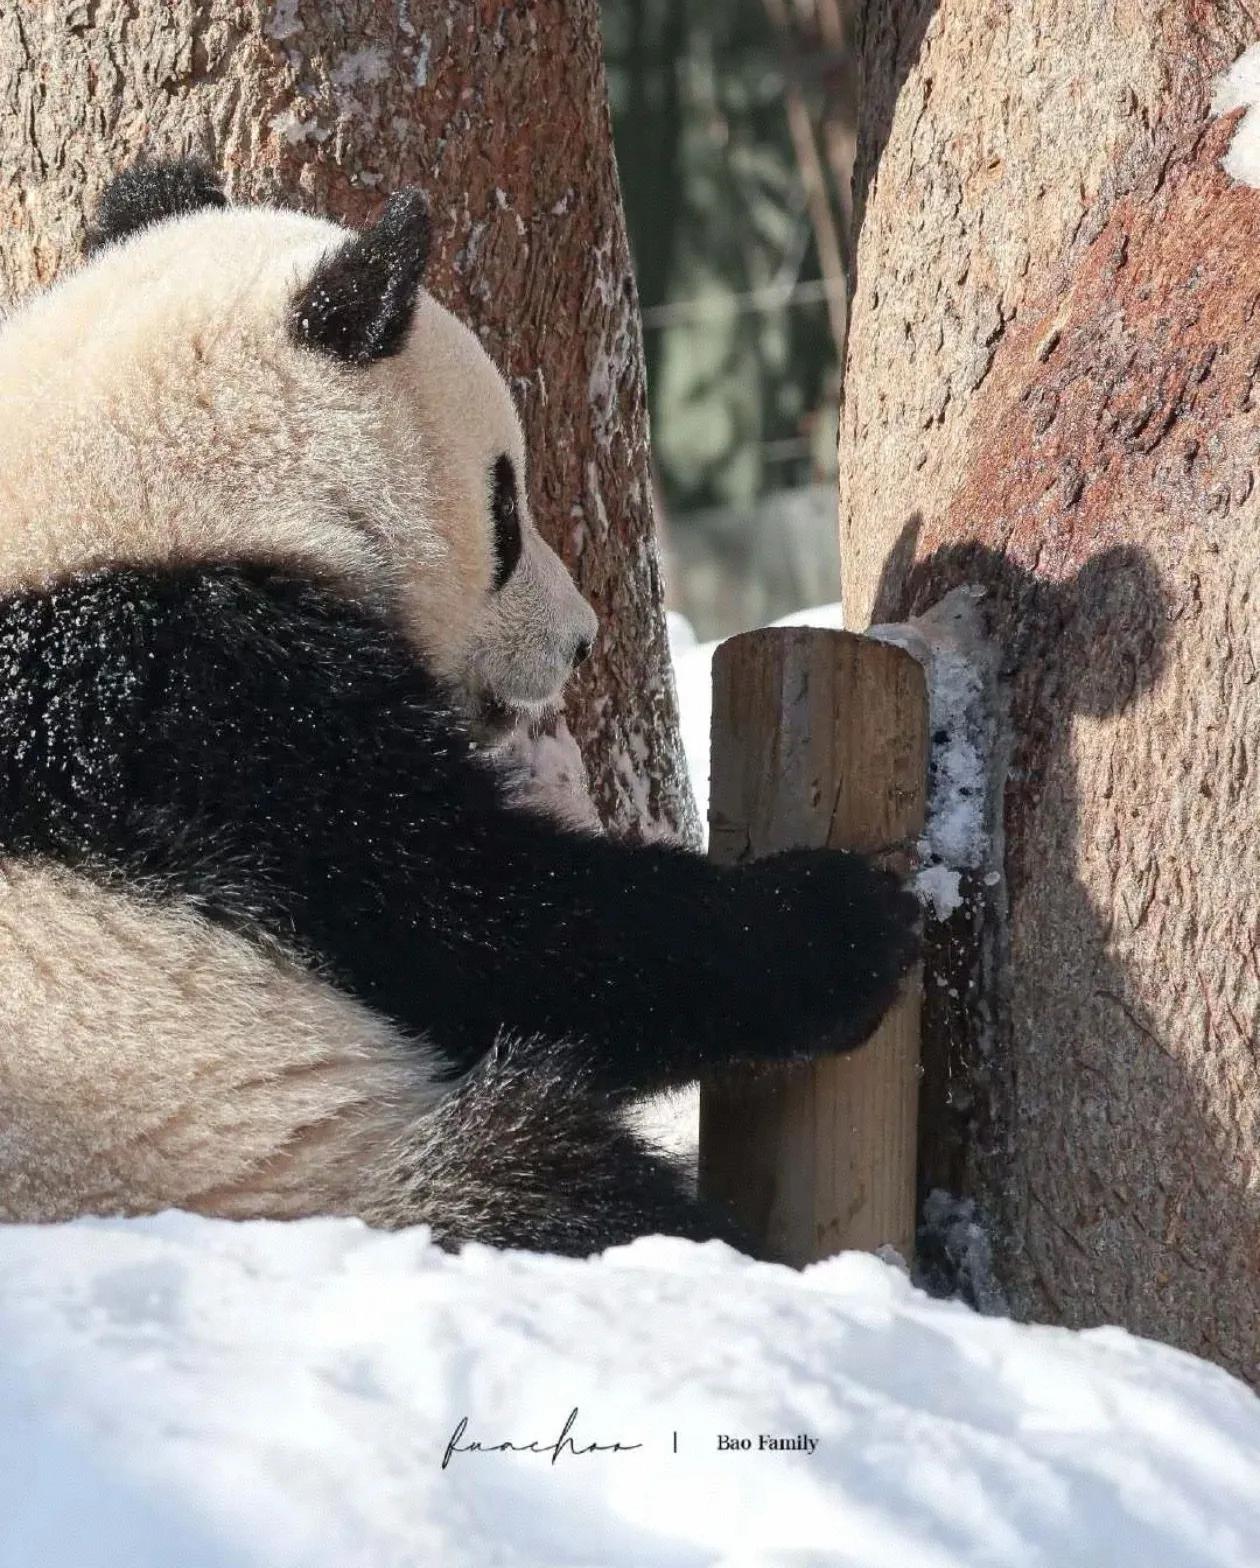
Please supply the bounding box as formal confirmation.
[121,566,922,1096]
[410,821,923,1100]
[0,562,919,1102]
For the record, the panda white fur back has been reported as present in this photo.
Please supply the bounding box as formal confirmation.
[0,860,439,1223]
[0,163,919,1255]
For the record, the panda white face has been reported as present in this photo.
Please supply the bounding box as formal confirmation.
[381,291,598,740]
[0,177,596,742]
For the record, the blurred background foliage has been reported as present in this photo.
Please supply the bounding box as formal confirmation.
[602,0,856,636]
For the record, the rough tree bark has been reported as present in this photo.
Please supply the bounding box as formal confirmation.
[0,0,697,843]
[841,1,1260,1381]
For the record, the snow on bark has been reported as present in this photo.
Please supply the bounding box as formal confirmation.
[869,586,999,921]
[1213,45,1260,188]
[915,1187,1009,1317]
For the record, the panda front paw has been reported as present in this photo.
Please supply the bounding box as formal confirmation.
[720,847,921,1064]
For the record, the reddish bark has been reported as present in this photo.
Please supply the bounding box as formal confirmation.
[844,1,1260,1380]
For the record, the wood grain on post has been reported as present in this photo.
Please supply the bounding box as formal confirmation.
[698,629,927,1266]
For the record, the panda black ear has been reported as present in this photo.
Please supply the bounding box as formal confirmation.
[289,191,431,367]
[85,159,226,254]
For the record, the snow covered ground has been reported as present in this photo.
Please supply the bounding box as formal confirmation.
[2,1214,1259,1568]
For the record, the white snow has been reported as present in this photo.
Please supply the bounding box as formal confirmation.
[331,46,391,90]
[916,1190,1008,1317]
[915,862,964,922]
[265,0,302,42]
[2,1214,1260,1568]
[665,607,698,653]
[269,109,329,147]
[1213,45,1260,188]
[412,36,431,89]
[870,587,995,921]
[771,601,847,631]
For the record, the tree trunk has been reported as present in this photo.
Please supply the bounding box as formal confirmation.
[841,1,1260,1381]
[0,0,696,844]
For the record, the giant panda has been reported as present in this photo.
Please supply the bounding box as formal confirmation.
[0,161,918,1256]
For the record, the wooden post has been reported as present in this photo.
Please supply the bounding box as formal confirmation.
[698,628,927,1266]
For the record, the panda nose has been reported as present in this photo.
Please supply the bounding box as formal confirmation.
[572,636,593,669]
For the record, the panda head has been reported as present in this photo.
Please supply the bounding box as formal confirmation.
[0,160,597,741]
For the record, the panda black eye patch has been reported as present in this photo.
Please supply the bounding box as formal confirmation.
[491,455,522,591]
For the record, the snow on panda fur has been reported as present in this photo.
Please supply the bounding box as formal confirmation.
[0,162,919,1255]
